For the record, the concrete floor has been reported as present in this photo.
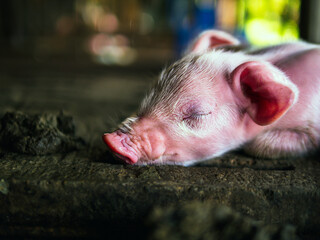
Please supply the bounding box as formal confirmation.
[0,61,319,239]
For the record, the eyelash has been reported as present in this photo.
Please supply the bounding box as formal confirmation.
[182,112,211,128]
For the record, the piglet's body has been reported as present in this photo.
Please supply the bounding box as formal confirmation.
[103,30,320,166]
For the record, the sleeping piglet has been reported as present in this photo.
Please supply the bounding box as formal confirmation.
[103,30,320,166]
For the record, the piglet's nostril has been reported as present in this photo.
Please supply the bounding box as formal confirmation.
[113,152,135,165]
[102,133,138,164]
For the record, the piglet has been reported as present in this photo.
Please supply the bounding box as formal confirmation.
[103,30,320,166]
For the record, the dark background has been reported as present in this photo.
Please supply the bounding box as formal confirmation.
[0,0,317,71]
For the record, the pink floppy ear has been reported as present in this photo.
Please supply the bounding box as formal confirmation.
[232,62,297,126]
[190,30,240,53]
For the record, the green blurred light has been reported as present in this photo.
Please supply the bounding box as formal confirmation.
[245,19,281,45]
[241,0,300,46]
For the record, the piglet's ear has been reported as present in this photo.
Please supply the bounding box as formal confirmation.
[232,61,297,126]
[190,30,240,53]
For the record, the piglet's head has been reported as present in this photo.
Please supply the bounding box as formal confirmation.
[103,30,298,165]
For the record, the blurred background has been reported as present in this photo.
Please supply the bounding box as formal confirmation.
[0,0,318,69]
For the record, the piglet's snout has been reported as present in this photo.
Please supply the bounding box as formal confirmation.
[103,127,167,164]
[103,131,139,164]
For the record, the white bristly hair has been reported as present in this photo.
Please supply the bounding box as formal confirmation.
[118,116,138,133]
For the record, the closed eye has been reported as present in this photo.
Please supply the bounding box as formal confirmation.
[183,112,211,121]
[182,112,211,128]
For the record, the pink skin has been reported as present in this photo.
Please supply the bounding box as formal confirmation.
[103,30,320,165]
[103,97,233,165]
[103,118,167,164]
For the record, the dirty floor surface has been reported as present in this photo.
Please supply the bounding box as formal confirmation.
[0,62,319,240]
